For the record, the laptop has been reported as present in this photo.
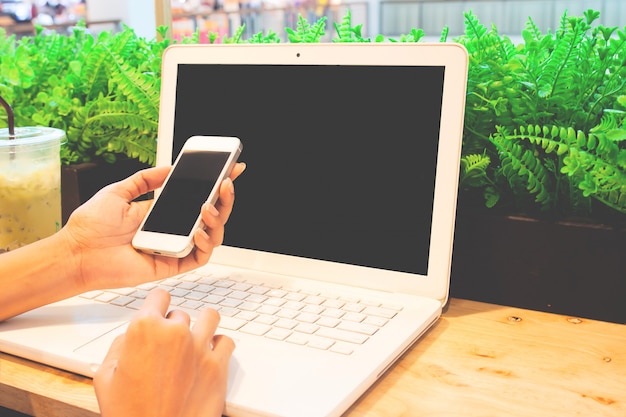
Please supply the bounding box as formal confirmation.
[0,42,468,417]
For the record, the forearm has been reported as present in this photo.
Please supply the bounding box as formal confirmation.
[0,230,83,321]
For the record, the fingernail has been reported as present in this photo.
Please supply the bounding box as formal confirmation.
[225,177,234,194]
[207,204,219,216]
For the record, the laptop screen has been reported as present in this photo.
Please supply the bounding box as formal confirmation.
[170,63,444,276]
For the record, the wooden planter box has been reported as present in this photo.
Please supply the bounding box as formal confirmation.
[61,159,150,224]
[450,209,626,324]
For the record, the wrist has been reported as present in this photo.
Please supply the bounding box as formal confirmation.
[53,226,88,293]
[0,229,84,320]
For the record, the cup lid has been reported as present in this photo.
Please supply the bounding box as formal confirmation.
[0,127,66,147]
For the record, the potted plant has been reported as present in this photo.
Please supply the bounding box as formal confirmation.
[448,10,626,323]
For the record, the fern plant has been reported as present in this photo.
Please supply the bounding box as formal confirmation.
[457,9,626,220]
[1,9,624,222]
[0,23,194,165]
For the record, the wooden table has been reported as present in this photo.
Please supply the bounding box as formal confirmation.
[1,298,624,416]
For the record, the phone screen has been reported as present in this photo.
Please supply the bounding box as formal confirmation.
[142,150,231,236]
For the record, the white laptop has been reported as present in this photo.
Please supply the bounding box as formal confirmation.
[0,42,468,417]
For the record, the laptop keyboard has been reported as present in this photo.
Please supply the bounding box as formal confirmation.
[80,267,402,355]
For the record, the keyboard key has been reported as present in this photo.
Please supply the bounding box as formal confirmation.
[127,299,146,310]
[343,312,366,323]
[294,323,319,334]
[218,316,247,331]
[79,290,103,299]
[248,285,270,295]
[296,312,319,323]
[321,299,345,309]
[274,318,298,330]
[264,297,287,307]
[321,308,345,319]
[283,301,305,311]
[286,333,309,345]
[246,293,268,303]
[220,298,243,308]
[212,287,232,297]
[235,311,259,321]
[130,289,149,300]
[231,283,252,292]
[110,295,134,306]
[316,317,341,328]
[363,316,388,327]
[203,294,225,304]
[265,328,292,341]
[301,304,324,315]
[110,287,136,296]
[303,295,325,305]
[342,302,365,313]
[213,280,235,288]
[218,306,240,317]
[169,287,190,298]
[337,321,378,336]
[266,289,287,298]
[255,314,278,325]
[193,284,214,293]
[307,336,335,350]
[240,322,271,336]
[276,309,299,320]
[181,299,203,310]
[284,292,306,302]
[257,305,280,315]
[315,327,369,344]
[229,290,250,300]
[177,281,197,290]
[330,343,354,355]
[238,301,261,312]
[363,306,398,319]
[95,292,118,303]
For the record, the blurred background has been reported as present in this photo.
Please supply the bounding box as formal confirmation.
[1,1,625,42]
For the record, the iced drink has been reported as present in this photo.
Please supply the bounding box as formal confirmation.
[0,127,65,252]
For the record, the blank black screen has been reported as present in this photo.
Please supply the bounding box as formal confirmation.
[143,150,230,235]
[172,64,444,275]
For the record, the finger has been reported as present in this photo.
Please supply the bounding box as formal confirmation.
[192,227,214,265]
[200,203,225,246]
[214,178,235,226]
[105,166,172,203]
[136,288,171,318]
[166,309,192,327]
[229,162,246,181]
[212,334,236,357]
[191,308,221,344]
[95,166,170,204]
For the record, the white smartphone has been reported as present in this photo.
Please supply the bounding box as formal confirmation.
[132,135,242,258]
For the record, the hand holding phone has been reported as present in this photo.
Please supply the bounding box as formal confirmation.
[132,135,243,258]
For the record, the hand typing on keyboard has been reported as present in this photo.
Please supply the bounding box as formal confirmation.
[94,288,235,417]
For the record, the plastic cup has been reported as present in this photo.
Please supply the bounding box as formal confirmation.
[0,127,65,252]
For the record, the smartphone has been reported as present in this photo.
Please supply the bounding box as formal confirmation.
[132,135,242,257]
